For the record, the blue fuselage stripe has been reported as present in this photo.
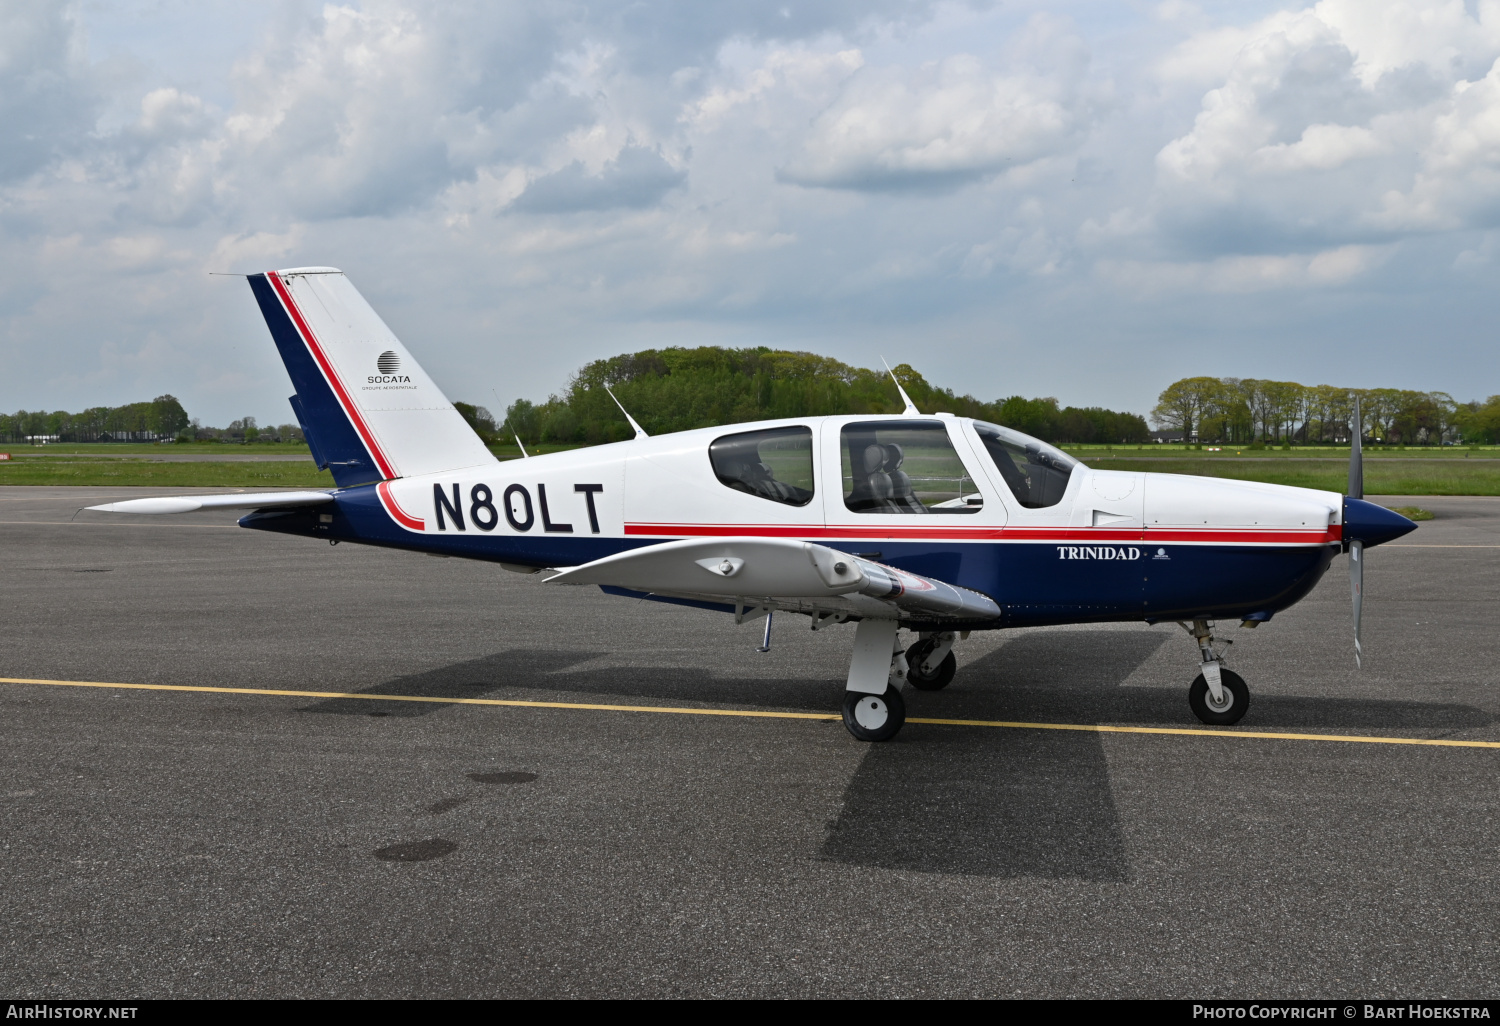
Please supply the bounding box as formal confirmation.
[239,486,1334,627]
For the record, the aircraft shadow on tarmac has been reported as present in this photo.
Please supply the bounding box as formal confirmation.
[297,629,1490,881]
[821,631,1493,880]
[296,646,849,717]
[298,627,1493,733]
[819,631,1169,882]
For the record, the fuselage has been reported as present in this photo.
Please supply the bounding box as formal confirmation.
[240,413,1361,629]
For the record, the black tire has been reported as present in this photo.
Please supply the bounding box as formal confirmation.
[1188,668,1250,726]
[841,687,907,742]
[904,639,956,691]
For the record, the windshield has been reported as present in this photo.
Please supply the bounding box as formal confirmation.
[972,421,1079,509]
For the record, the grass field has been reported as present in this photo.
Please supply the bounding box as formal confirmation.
[3,442,1498,493]
[0,441,567,459]
[1062,444,1500,459]
[1085,457,1500,494]
[0,441,567,487]
[0,459,338,488]
[6,442,314,456]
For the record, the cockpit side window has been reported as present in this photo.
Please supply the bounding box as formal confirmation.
[709,426,815,507]
[840,421,982,515]
[972,421,1078,509]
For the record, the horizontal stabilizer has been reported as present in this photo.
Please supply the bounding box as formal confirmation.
[548,537,999,622]
[86,491,335,515]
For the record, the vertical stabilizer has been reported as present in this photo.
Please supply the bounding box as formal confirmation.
[247,268,496,486]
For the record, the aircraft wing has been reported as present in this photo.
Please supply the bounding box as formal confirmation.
[85,491,335,515]
[547,537,1000,623]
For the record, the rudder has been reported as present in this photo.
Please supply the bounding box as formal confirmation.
[247,267,496,487]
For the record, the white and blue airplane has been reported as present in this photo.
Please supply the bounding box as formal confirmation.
[91,267,1417,741]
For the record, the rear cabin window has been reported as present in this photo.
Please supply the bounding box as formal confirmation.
[709,426,815,507]
[841,421,982,514]
[973,421,1078,509]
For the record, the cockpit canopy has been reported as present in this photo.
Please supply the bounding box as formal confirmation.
[705,417,1080,513]
[972,421,1078,508]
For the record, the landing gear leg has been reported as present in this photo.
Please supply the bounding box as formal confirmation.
[1183,619,1249,725]
[840,619,907,742]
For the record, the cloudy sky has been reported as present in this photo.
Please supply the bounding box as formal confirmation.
[4,0,1500,426]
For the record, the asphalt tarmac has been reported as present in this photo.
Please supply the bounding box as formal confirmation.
[2,487,1498,999]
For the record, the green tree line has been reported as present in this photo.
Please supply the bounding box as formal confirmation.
[490,348,1150,447]
[1150,378,1500,446]
[1,396,190,443]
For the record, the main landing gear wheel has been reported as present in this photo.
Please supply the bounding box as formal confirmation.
[903,638,956,691]
[1188,669,1250,726]
[841,687,906,742]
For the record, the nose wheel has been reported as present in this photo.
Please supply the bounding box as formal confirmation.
[1188,668,1249,725]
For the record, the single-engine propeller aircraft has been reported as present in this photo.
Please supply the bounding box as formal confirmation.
[91,267,1417,741]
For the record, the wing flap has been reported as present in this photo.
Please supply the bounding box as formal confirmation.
[86,491,335,515]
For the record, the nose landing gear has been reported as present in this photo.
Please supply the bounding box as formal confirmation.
[1180,619,1249,725]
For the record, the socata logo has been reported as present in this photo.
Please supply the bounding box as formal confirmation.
[369,350,411,384]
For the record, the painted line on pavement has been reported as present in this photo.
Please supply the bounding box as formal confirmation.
[3,676,1497,749]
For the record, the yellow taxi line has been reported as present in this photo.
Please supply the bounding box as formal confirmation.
[2,676,1497,749]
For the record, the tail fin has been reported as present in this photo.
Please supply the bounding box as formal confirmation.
[247,267,496,487]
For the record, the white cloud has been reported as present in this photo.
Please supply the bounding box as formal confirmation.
[2,0,1500,426]
[1154,0,1500,240]
[780,16,1094,190]
[685,46,864,128]
[1099,244,1391,293]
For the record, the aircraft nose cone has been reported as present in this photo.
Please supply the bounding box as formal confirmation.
[1343,497,1417,548]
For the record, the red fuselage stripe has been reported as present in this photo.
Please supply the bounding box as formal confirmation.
[267,272,397,481]
[378,481,424,530]
[623,523,1340,545]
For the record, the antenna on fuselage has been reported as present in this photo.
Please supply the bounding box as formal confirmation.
[881,357,920,416]
[604,385,648,439]
[493,389,528,458]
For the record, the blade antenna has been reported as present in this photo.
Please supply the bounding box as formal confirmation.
[882,357,920,416]
[494,389,528,458]
[502,420,528,458]
[604,385,648,439]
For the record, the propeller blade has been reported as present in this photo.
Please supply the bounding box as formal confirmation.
[1350,539,1364,668]
[1349,396,1363,500]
